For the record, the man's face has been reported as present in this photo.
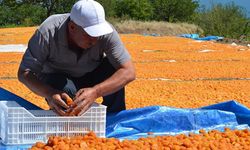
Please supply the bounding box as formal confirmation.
[68,21,98,49]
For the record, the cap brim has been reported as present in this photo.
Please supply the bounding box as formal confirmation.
[84,21,113,37]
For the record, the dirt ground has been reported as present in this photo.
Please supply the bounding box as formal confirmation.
[0,27,250,110]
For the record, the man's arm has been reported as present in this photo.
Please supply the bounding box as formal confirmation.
[18,69,69,115]
[70,60,135,116]
[18,69,54,98]
[93,60,135,97]
[18,30,70,115]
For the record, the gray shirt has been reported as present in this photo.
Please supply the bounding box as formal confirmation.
[20,14,130,77]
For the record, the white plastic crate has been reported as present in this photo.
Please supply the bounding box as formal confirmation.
[0,100,106,145]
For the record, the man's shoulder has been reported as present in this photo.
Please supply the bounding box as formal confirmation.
[38,13,70,37]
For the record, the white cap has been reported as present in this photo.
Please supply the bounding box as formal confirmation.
[70,0,113,37]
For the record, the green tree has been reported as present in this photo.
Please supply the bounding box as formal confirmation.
[194,2,249,39]
[97,0,116,18]
[0,6,13,26]
[115,0,153,20]
[22,0,76,17]
[0,0,76,27]
[16,4,47,26]
[150,0,199,22]
[0,0,18,26]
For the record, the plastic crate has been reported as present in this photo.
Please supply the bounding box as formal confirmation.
[0,101,106,145]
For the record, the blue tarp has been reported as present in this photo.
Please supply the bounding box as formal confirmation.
[106,101,250,140]
[0,87,41,110]
[0,87,249,149]
[178,34,224,41]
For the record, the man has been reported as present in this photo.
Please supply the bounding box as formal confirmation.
[17,0,135,116]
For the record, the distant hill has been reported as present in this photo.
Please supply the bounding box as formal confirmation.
[198,0,250,18]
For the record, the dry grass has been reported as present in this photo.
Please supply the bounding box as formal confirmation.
[114,20,203,36]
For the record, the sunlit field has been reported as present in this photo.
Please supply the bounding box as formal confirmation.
[0,27,250,110]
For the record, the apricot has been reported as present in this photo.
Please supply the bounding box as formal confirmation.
[34,142,46,148]
[61,93,73,106]
[30,129,250,149]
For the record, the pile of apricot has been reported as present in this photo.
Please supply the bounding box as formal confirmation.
[30,128,250,150]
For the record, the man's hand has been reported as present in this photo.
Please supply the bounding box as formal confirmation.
[46,92,70,116]
[68,88,98,116]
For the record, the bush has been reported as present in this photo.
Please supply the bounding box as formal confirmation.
[0,0,76,26]
[31,0,76,17]
[194,2,249,39]
[16,4,47,26]
[0,6,13,26]
[150,0,199,22]
[115,0,153,20]
[0,1,47,26]
[97,0,116,18]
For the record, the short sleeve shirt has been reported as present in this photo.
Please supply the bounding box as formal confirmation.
[20,14,131,77]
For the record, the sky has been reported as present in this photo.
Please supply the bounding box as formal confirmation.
[198,0,250,18]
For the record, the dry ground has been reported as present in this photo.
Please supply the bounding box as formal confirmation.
[0,27,250,110]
